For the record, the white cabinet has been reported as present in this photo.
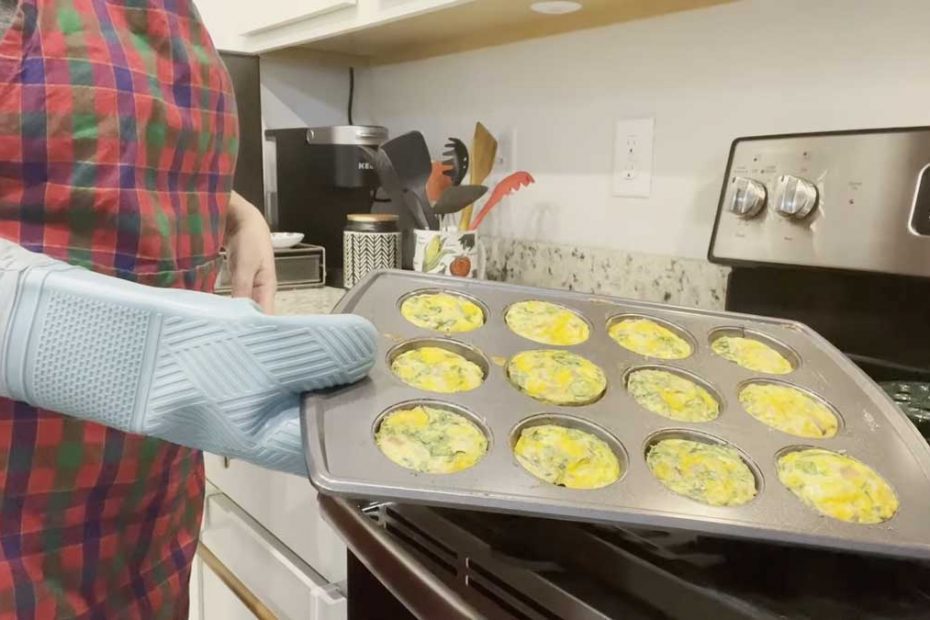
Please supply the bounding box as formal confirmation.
[198,0,732,64]
[195,0,473,54]
[192,489,347,619]
[242,0,473,54]
[203,453,347,584]
[193,556,257,620]
[239,0,358,36]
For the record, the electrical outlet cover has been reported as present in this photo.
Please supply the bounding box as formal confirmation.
[612,118,654,198]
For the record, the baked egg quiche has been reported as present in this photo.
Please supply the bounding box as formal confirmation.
[391,346,484,393]
[646,438,757,507]
[400,292,485,334]
[627,369,719,422]
[507,350,606,406]
[777,449,898,524]
[609,318,692,360]
[739,383,838,438]
[513,424,621,489]
[376,405,488,474]
[711,335,793,375]
[505,301,590,346]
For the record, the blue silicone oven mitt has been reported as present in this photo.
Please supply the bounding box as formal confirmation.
[0,238,377,476]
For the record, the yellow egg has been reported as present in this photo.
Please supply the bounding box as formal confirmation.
[739,383,838,438]
[609,318,692,360]
[777,449,898,524]
[505,301,590,346]
[376,405,488,474]
[627,369,719,422]
[513,424,621,489]
[646,438,757,507]
[400,292,485,334]
[711,336,793,374]
[507,350,606,406]
[391,346,484,393]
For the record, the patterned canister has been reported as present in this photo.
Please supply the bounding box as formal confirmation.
[343,214,402,289]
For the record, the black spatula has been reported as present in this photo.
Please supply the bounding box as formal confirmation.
[379,131,439,230]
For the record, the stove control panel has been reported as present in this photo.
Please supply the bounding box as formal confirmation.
[710,128,930,278]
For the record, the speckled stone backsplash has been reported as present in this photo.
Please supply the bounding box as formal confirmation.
[484,236,730,311]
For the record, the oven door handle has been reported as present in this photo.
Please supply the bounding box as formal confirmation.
[318,495,480,620]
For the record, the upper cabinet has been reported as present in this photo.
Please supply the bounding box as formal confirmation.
[197,0,733,63]
[237,0,360,37]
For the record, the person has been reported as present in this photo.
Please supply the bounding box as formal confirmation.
[0,1,374,616]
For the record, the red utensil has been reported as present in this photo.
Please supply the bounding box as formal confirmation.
[469,171,535,230]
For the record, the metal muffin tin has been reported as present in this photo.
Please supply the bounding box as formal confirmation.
[302,270,930,560]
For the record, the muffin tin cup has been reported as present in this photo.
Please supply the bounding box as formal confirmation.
[608,313,698,360]
[373,399,494,474]
[397,288,490,333]
[504,300,594,346]
[709,326,802,373]
[624,364,725,422]
[302,270,930,561]
[644,428,765,504]
[387,336,492,386]
[737,378,845,438]
[511,413,630,488]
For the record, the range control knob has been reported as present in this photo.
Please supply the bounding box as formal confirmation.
[728,177,767,218]
[773,175,818,219]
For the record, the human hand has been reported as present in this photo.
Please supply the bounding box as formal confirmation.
[225,191,277,313]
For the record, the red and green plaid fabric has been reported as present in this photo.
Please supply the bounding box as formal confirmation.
[0,0,238,617]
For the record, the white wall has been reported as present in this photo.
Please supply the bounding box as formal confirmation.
[364,0,930,259]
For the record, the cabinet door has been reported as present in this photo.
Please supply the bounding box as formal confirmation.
[240,0,358,36]
[204,454,347,584]
[196,555,262,620]
[196,491,348,620]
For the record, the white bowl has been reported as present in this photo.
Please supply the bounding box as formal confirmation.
[271,232,304,249]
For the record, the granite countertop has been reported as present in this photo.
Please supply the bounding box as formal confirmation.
[274,286,346,316]
[269,238,730,317]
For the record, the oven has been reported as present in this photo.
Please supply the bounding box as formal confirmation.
[320,127,930,619]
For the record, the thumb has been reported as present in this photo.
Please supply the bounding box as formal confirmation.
[250,313,379,395]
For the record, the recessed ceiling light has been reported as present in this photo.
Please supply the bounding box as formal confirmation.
[530,1,583,15]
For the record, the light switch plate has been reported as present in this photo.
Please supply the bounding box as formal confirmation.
[612,117,654,198]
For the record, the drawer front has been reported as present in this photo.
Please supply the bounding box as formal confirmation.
[205,454,347,583]
[200,491,347,620]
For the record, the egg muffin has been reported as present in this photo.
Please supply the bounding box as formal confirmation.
[505,301,590,346]
[777,449,898,524]
[507,350,606,406]
[391,346,484,393]
[376,405,488,474]
[627,369,719,423]
[711,336,793,375]
[400,292,485,334]
[740,383,838,438]
[647,438,757,507]
[514,424,621,489]
[609,318,692,360]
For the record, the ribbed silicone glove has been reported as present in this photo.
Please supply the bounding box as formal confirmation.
[0,238,376,476]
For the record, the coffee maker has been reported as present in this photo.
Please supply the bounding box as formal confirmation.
[265,125,389,287]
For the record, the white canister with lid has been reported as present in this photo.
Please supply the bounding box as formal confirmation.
[343,214,402,289]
